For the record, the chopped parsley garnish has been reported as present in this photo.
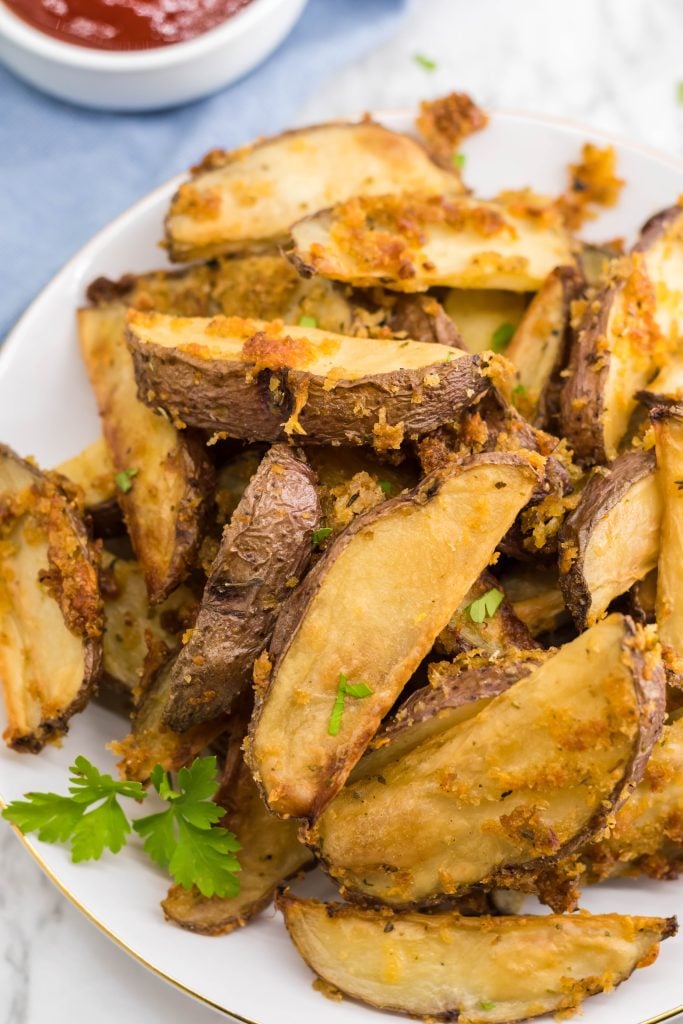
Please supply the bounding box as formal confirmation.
[467,588,504,623]
[378,480,393,494]
[312,527,333,548]
[414,53,437,71]
[298,315,318,328]
[114,467,139,493]
[490,322,516,352]
[452,152,466,171]
[2,755,241,899]
[479,1001,496,1011]
[328,672,374,736]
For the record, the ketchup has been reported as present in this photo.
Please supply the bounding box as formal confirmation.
[3,0,254,50]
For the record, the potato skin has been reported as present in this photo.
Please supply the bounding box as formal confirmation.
[127,328,489,449]
[163,446,320,732]
[559,449,656,630]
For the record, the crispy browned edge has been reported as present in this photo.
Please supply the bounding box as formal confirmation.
[245,451,540,823]
[559,280,617,464]
[276,892,678,1024]
[528,265,584,430]
[126,320,490,447]
[164,120,460,262]
[633,204,683,257]
[558,449,656,630]
[0,444,103,752]
[308,615,666,908]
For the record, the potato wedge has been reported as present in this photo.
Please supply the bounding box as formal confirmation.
[165,122,459,262]
[56,437,116,510]
[582,716,683,883]
[634,204,683,344]
[559,255,663,463]
[163,752,314,934]
[637,351,683,407]
[278,894,676,1023]
[505,265,583,428]
[499,564,569,637]
[307,615,665,906]
[559,449,661,630]
[0,446,103,751]
[436,571,537,657]
[246,452,540,820]
[126,311,490,449]
[164,445,320,732]
[652,404,683,673]
[442,289,529,354]
[289,194,574,293]
[79,304,214,603]
[112,655,227,782]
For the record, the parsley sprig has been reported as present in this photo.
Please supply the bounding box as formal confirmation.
[2,755,241,898]
[466,587,504,623]
[115,467,139,493]
[328,672,374,736]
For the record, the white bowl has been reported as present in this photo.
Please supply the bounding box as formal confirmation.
[0,0,308,110]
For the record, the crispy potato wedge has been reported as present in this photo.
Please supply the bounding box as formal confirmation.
[164,446,320,732]
[100,553,197,707]
[652,404,683,673]
[278,894,676,1024]
[165,122,460,262]
[436,570,537,657]
[582,716,683,883]
[505,265,583,428]
[0,446,103,751]
[307,615,665,906]
[499,564,570,637]
[56,437,116,509]
[112,656,227,782]
[638,351,683,407]
[289,194,574,293]
[560,256,663,463]
[559,449,661,630]
[246,452,540,820]
[126,311,489,449]
[634,204,683,344]
[163,752,314,934]
[79,304,214,603]
[442,289,529,354]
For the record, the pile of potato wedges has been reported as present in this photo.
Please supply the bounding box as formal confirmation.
[3,93,683,1022]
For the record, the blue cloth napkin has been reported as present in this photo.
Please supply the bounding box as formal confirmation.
[0,0,406,339]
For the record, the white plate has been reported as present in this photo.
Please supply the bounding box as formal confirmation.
[1,110,683,1024]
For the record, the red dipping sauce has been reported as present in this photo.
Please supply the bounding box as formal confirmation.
[3,0,254,50]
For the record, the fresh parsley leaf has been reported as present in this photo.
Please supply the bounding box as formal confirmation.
[467,588,504,624]
[452,152,466,171]
[378,480,393,494]
[512,383,527,404]
[491,322,516,352]
[414,53,436,71]
[2,756,146,861]
[479,1001,496,1011]
[312,527,333,548]
[133,756,241,899]
[115,467,139,493]
[328,673,374,736]
[298,315,318,328]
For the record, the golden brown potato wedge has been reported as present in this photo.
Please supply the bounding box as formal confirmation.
[638,351,683,407]
[634,204,683,344]
[559,449,661,630]
[505,265,583,428]
[442,289,529,354]
[499,564,570,637]
[164,445,320,732]
[559,255,663,463]
[289,194,574,293]
[0,446,103,751]
[652,404,683,674]
[435,570,537,658]
[278,894,676,1023]
[56,437,116,509]
[79,304,214,603]
[246,452,540,821]
[126,310,490,449]
[164,122,460,262]
[163,751,314,934]
[582,716,683,883]
[307,615,665,906]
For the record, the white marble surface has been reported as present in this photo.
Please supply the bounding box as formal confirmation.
[4,1,683,1022]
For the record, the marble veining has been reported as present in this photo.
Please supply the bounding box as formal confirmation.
[4,0,683,1020]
